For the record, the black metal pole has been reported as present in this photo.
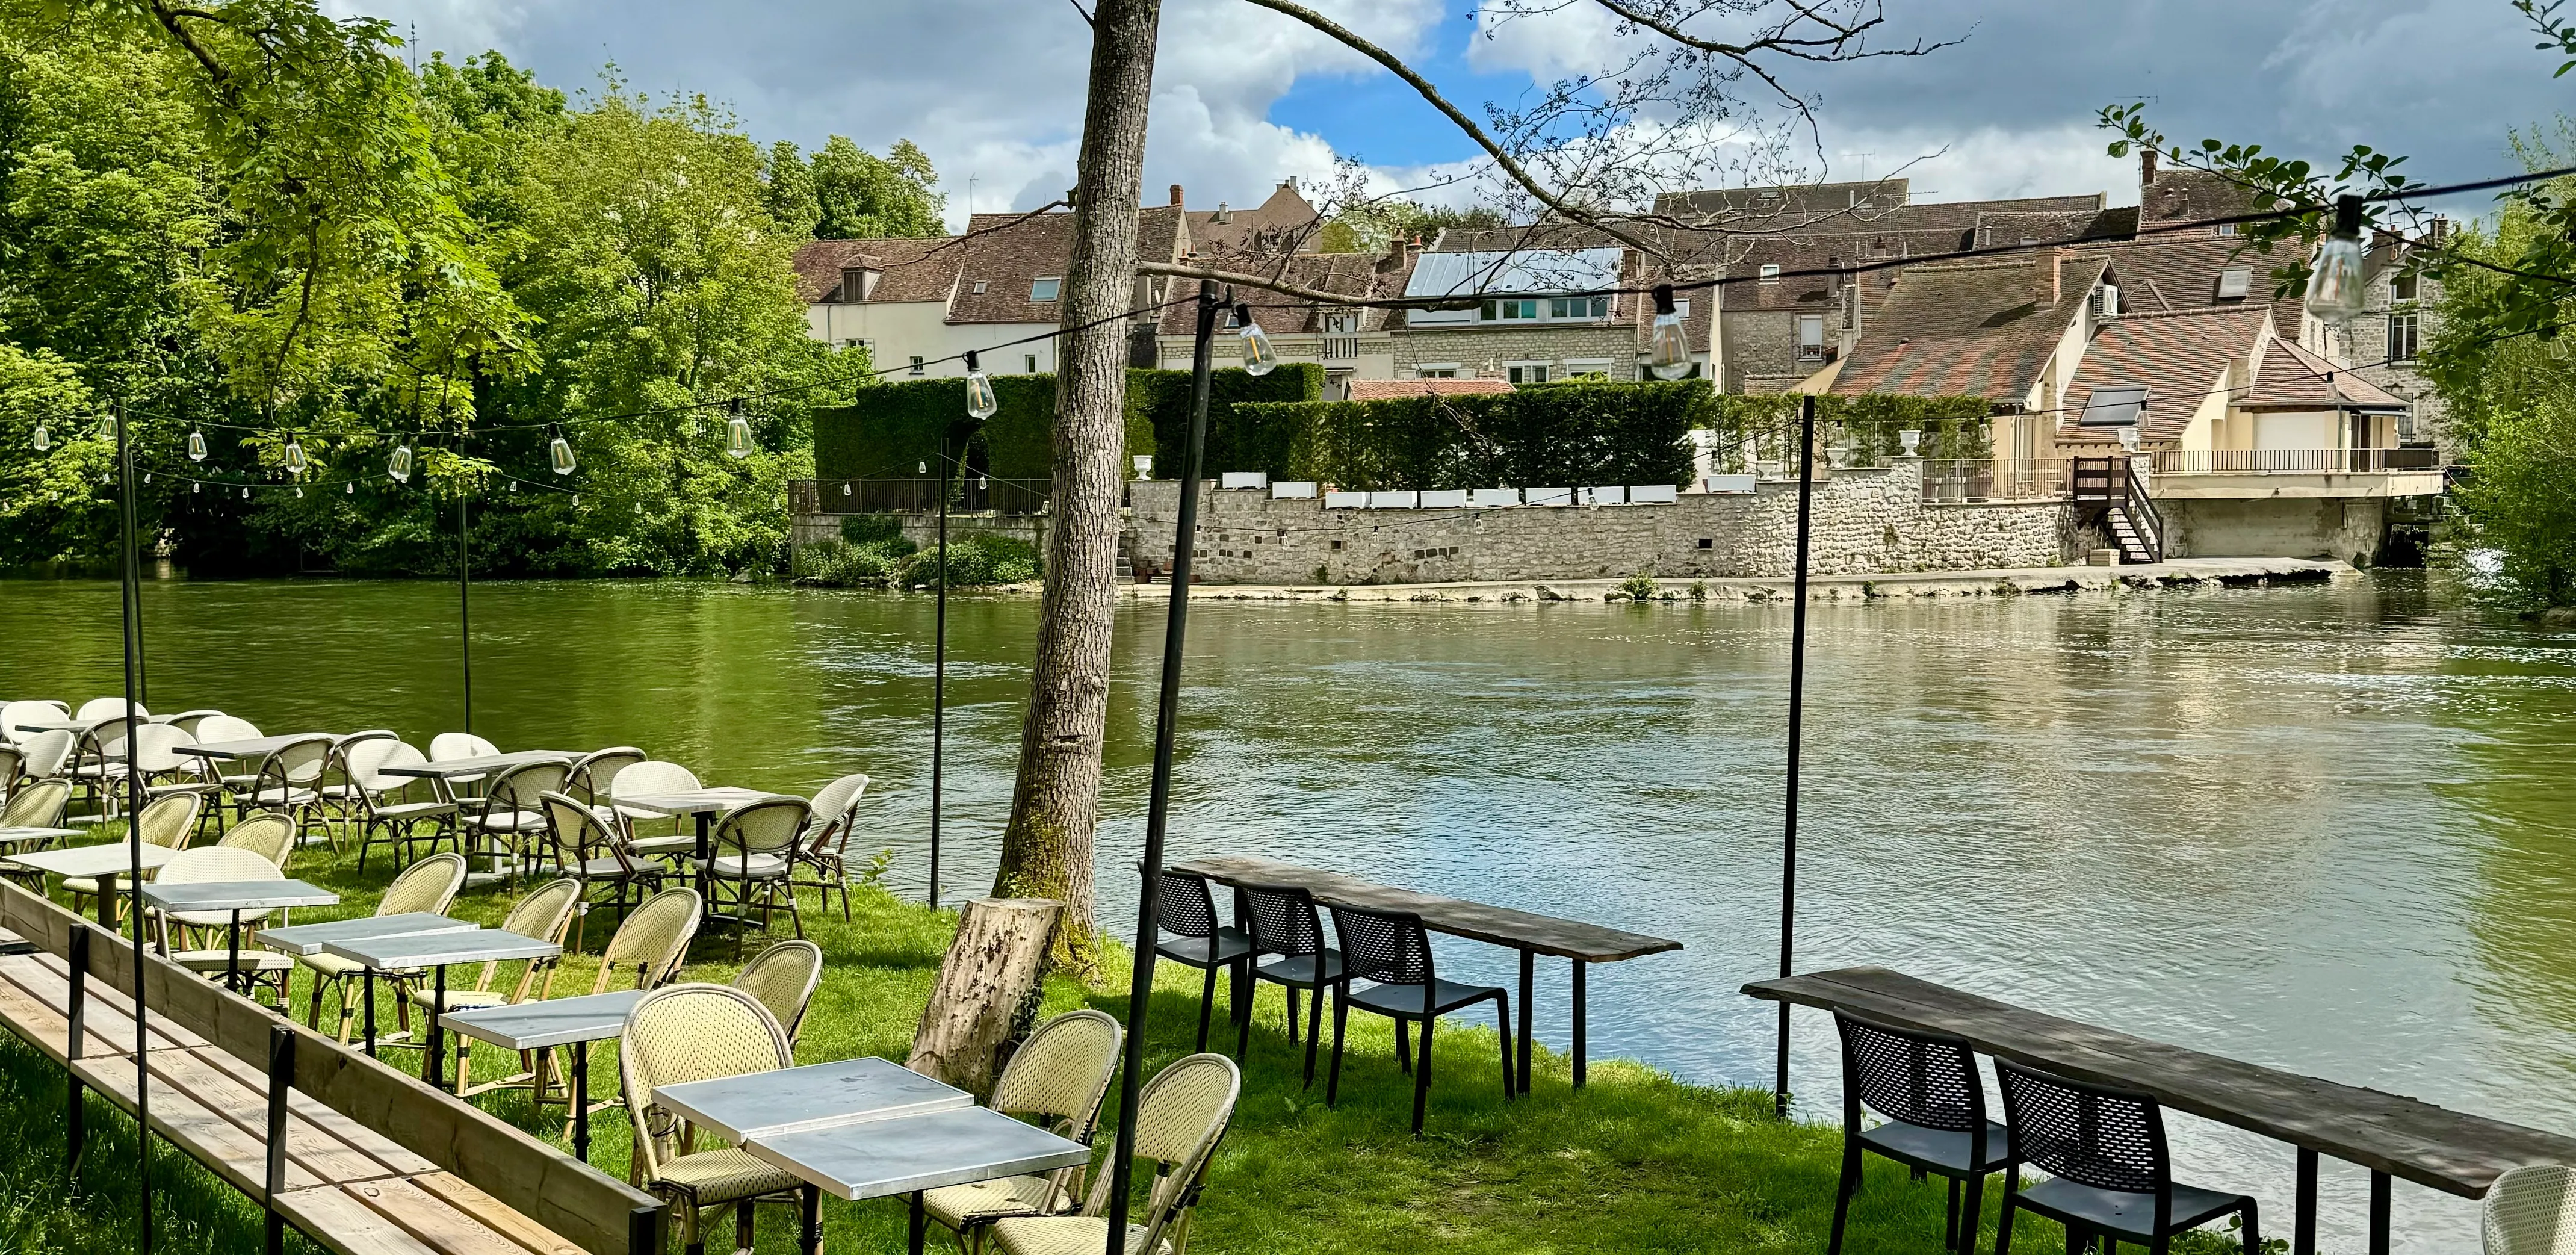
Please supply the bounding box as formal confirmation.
[1774,392,1816,1118]
[931,426,949,912]
[115,400,153,1255]
[1103,280,1221,1254]
[457,486,472,735]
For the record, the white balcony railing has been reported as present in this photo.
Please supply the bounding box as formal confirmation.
[1321,335,1361,360]
[1918,459,2066,503]
[2150,448,2439,475]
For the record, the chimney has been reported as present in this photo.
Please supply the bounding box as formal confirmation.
[2140,147,2158,191]
[1382,234,1408,270]
[1408,233,1423,253]
[2032,252,2063,308]
[1169,184,1184,207]
[1215,202,1231,223]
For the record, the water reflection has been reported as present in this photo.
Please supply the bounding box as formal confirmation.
[1,572,2570,1251]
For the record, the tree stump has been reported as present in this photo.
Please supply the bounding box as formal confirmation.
[908,897,1064,1097]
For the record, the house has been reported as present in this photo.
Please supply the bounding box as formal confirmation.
[1818,251,2116,432]
[1151,238,1417,394]
[1392,226,1667,382]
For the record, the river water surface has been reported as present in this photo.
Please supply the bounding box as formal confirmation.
[2,572,2569,1252]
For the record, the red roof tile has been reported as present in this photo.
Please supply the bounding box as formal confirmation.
[2060,306,2273,442]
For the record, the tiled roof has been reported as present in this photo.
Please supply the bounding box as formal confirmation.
[947,212,1080,324]
[1653,179,1914,223]
[790,237,958,305]
[1184,181,1321,254]
[1345,377,1514,399]
[1156,250,1417,335]
[1827,253,2108,400]
[2059,306,2272,442]
[2243,335,2409,411]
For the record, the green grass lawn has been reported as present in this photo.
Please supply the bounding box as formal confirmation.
[0,817,2262,1254]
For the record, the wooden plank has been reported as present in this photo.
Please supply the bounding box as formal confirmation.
[69,1050,325,1195]
[345,1176,557,1255]
[1170,853,1682,961]
[195,1046,440,1178]
[274,1185,444,1255]
[409,1174,587,1255]
[1744,967,2576,1198]
[152,1047,401,1188]
[0,953,199,1053]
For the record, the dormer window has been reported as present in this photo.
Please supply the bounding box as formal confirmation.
[1030,276,1062,302]
[971,280,988,294]
[2214,222,2238,238]
[2216,268,2252,300]
[1759,264,1781,284]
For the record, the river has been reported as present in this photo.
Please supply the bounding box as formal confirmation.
[2,572,2568,1251]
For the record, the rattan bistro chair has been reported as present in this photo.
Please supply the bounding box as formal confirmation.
[427,732,501,801]
[988,1052,1242,1255]
[567,746,646,808]
[1323,903,1512,1135]
[234,733,332,838]
[217,811,299,870]
[0,779,71,891]
[462,759,570,884]
[64,792,199,917]
[150,842,299,1005]
[0,745,24,808]
[15,730,72,786]
[2485,1164,2576,1253]
[300,853,469,1039]
[924,1009,1125,1254]
[695,796,810,953]
[427,878,584,1094]
[1153,870,1251,1053]
[1236,883,1342,1081]
[1826,1012,2014,1255]
[315,730,397,841]
[587,885,704,994]
[1992,1060,2260,1255]
[790,773,870,922]
[621,984,804,1255]
[0,700,67,745]
[539,791,670,954]
[348,740,462,871]
[730,939,823,1046]
[608,760,702,858]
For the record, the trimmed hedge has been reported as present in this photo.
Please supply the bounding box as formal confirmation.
[812,364,1324,483]
[1711,392,1994,462]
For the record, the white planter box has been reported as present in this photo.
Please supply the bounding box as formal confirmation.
[1469,488,1521,507]
[1701,473,1757,495]
[1366,491,1419,509]
[1324,491,1366,509]
[1582,486,1626,506]
[1418,489,1469,509]
[1221,471,1270,490]
[1271,480,1318,499]
[1524,486,1574,507]
[1627,483,1679,505]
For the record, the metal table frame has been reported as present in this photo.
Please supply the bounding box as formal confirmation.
[439,988,650,1163]
[138,878,338,993]
[319,928,562,1089]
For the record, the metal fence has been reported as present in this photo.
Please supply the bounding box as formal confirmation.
[1917,459,2067,503]
[790,478,1053,516]
[2149,447,2439,475]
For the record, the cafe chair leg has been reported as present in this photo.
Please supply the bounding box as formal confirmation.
[1960,1173,1985,1254]
[1946,1179,1961,1249]
[1195,965,1217,1052]
[1826,1138,1861,1255]
[1395,1018,1411,1075]
[1410,1015,1434,1137]
[1992,1175,2018,1255]
[1325,984,1349,1108]
[1301,984,1324,1088]
[1493,993,1514,1100]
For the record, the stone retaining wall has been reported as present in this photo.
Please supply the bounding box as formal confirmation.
[790,512,1045,551]
[1131,462,2073,584]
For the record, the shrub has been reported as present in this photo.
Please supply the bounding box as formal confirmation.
[893,533,1043,588]
[1618,571,1660,601]
[839,513,906,545]
[811,365,1324,483]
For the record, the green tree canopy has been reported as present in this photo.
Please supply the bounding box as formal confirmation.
[809,135,943,239]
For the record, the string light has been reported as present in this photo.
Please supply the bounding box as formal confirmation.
[283,433,308,475]
[963,350,999,420]
[191,482,199,494]
[1234,304,1277,376]
[294,485,304,498]
[725,398,753,459]
[2306,194,2368,326]
[388,441,413,483]
[94,412,114,441]
[548,426,577,475]
[345,480,355,495]
[1647,284,1692,380]
[187,427,207,461]
[31,423,48,452]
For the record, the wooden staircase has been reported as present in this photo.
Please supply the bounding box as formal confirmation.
[2070,456,2164,564]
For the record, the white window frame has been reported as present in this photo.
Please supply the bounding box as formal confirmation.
[909,356,925,375]
[1505,361,1553,384]
[1796,313,1826,359]
[2217,268,2253,300]
[1563,358,1614,378]
[971,280,988,295]
[1029,276,1062,302]
[1024,353,1039,373]
[1413,363,1460,379]
[2387,311,2420,362]
[1759,264,1781,284]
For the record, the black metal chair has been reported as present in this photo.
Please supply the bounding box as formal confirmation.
[1324,903,1512,1136]
[1237,883,1342,1083]
[1828,1012,2014,1254]
[1153,869,1252,1053]
[1992,1059,2260,1255]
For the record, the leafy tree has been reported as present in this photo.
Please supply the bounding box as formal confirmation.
[760,139,820,240]
[0,342,104,566]
[1314,198,1505,253]
[810,135,943,238]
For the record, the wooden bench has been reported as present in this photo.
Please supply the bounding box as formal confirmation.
[1744,965,2576,1255]
[0,881,661,1255]
[1168,854,1682,1091]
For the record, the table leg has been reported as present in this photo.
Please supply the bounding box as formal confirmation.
[695,813,713,928]
[799,1184,820,1255]
[1571,959,1588,1089]
[2370,1170,2390,1255]
[99,877,117,929]
[1516,950,1534,1096]
[572,1041,592,1163]
[364,970,377,1059]
[427,965,447,1090]
[227,909,243,993]
[908,1191,925,1255]
[2294,1148,2316,1255]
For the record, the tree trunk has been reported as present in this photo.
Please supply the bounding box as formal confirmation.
[989,0,1163,970]
[908,897,1065,1099]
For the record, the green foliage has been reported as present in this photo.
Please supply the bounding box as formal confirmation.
[1314,197,1505,254]
[1241,379,1704,490]
[895,533,1041,587]
[759,138,820,241]
[808,135,943,240]
[1713,392,1995,462]
[1618,571,1659,601]
[792,535,911,587]
[813,365,1320,483]
[0,343,104,567]
[2455,395,2576,607]
[838,512,906,545]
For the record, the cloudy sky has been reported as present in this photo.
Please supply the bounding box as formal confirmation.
[335,0,2566,228]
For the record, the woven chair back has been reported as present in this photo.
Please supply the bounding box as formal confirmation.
[259,735,333,787]
[1078,1052,1240,1232]
[161,844,283,884]
[1328,904,1433,988]
[2486,1164,2576,1254]
[1241,883,1325,958]
[347,739,416,792]
[429,732,498,761]
[218,813,297,866]
[567,748,646,805]
[0,745,19,801]
[807,772,869,837]
[382,853,468,918]
[611,760,701,800]
[2,779,70,829]
[1994,1059,2168,1194]
[194,715,261,743]
[16,731,72,780]
[129,724,195,774]
[717,798,810,857]
[539,792,628,867]
[992,1009,1123,1128]
[1,700,67,741]
[74,698,144,722]
[487,761,570,812]
[132,793,202,851]
[163,710,224,737]
[732,940,824,1041]
[1834,1012,1985,1133]
[602,887,703,988]
[1155,870,1222,940]
[500,878,583,943]
[620,984,791,1180]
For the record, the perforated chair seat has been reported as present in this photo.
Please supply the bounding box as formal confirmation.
[1156,930,1251,967]
[1255,951,1341,985]
[245,786,320,808]
[2014,1176,2250,1239]
[693,852,790,880]
[1858,1119,2014,1173]
[560,854,666,881]
[652,1146,801,1206]
[1346,976,1508,1019]
[921,1174,1074,1230]
[989,1217,1169,1255]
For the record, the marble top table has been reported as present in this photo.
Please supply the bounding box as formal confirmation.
[441,988,650,1163]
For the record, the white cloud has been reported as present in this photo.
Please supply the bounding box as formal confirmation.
[1822,125,2141,206]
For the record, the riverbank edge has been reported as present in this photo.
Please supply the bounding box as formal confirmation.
[1096,556,2359,604]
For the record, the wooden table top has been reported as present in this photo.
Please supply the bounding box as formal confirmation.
[1742,965,2576,1200]
[1168,854,1682,963]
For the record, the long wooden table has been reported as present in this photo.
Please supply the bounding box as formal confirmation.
[1743,965,2576,1255]
[1168,854,1681,1090]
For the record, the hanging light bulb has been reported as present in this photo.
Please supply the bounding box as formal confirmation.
[2305,194,2369,327]
[841,482,852,497]
[191,482,200,495]
[345,480,355,495]
[572,494,581,508]
[388,442,413,483]
[725,398,754,458]
[143,472,152,484]
[94,411,114,441]
[241,486,249,499]
[187,427,208,462]
[31,423,49,452]
[1233,305,1278,376]
[1647,284,1694,380]
[294,485,304,498]
[548,427,577,476]
[283,434,308,474]
[978,476,989,490]
[963,350,999,420]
